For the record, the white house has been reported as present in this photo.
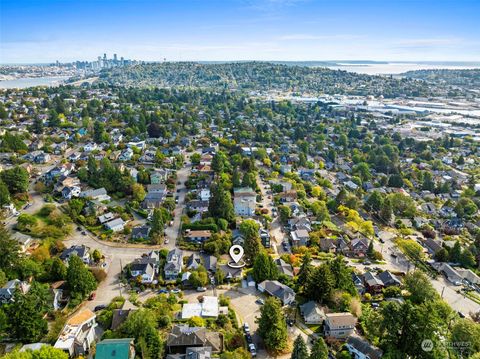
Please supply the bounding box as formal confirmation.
[200,189,211,201]
[84,143,98,152]
[54,309,97,357]
[299,301,325,324]
[104,218,126,232]
[234,187,256,217]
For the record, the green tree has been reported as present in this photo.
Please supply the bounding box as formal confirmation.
[150,208,165,236]
[0,269,6,287]
[297,253,313,290]
[451,319,480,357]
[7,286,48,341]
[278,205,292,224]
[257,297,288,352]
[380,197,393,224]
[403,271,438,304]
[305,264,335,303]
[66,255,97,299]
[310,200,330,222]
[252,251,279,283]
[0,225,19,274]
[120,309,163,359]
[50,257,67,281]
[3,346,68,359]
[208,182,235,222]
[132,183,146,202]
[0,180,10,207]
[189,266,209,287]
[309,337,328,359]
[1,166,29,194]
[365,191,383,212]
[291,335,309,359]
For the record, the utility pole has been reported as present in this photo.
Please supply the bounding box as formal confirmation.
[441,286,445,298]
[119,259,123,298]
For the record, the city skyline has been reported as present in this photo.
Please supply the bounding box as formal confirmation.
[1,0,480,63]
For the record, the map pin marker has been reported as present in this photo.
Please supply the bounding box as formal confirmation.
[229,245,244,264]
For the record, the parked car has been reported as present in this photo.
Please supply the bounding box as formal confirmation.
[363,260,372,265]
[170,288,181,294]
[164,238,170,244]
[243,323,250,333]
[248,343,257,357]
[158,288,168,294]
[94,304,107,311]
[255,298,265,305]
[245,333,253,344]
[82,231,87,235]
[196,287,207,292]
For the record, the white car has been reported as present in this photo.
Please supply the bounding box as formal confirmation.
[243,323,250,333]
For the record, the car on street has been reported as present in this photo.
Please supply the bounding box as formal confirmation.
[248,343,257,357]
[158,288,168,294]
[363,260,372,265]
[164,238,170,244]
[170,288,181,294]
[390,253,397,258]
[196,287,207,292]
[243,323,250,333]
[245,333,253,344]
[255,298,265,305]
[77,226,82,231]
[94,304,107,311]
[82,231,87,235]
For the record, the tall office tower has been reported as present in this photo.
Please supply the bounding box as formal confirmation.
[120,57,124,66]
[114,53,118,62]
[103,53,107,60]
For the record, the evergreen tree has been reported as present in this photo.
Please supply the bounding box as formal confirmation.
[257,297,288,352]
[0,225,19,275]
[150,208,165,236]
[380,197,393,224]
[297,253,313,290]
[0,180,10,207]
[66,255,97,299]
[309,337,328,359]
[32,117,44,134]
[291,335,309,359]
[305,264,335,303]
[252,251,279,283]
[208,182,234,222]
[365,191,383,212]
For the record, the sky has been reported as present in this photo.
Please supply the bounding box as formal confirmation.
[1,0,479,63]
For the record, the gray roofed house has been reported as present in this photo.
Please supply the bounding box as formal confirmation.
[166,347,212,359]
[203,256,217,272]
[60,245,90,264]
[378,270,401,287]
[79,187,110,201]
[0,280,30,304]
[131,225,151,240]
[166,325,223,354]
[346,335,383,359]
[104,218,126,232]
[186,253,202,270]
[275,258,294,278]
[165,248,183,280]
[258,280,295,305]
[219,264,242,281]
[299,301,325,324]
[111,301,138,330]
[142,192,165,209]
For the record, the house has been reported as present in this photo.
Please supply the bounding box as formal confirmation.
[258,280,295,306]
[352,273,366,295]
[184,230,212,243]
[119,148,134,161]
[363,272,384,294]
[147,183,167,194]
[13,232,33,253]
[131,225,151,240]
[344,237,369,257]
[200,189,211,201]
[324,313,357,339]
[181,296,220,319]
[130,251,160,283]
[203,256,217,273]
[435,263,463,284]
[142,192,165,209]
[54,308,97,357]
[219,264,242,281]
[0,280,30,304]
[233,187,256,217]
[422,238,443,255]
[98,212,115,224]
[84,142,97,152]
[60,245,90,264]
[187,200,209,213]
[275,258,294,278]
[378,271,401,287]
[111,301,138,330]
[164,248,183,280]
[320,238,338,253]
[166,347,212,359]
[346,335,383,359]
[151,169,168,184]
[80,187,111,201]
[291,229,310,247]
[260,228,270,248]
[62,185,81,199]
[186,253,202,271]
[95,338,135,359]
[166,325,223,354]
[299,301,325,324]
[104,218,126,232]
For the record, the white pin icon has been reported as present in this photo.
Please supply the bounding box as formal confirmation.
[229,245,244,264]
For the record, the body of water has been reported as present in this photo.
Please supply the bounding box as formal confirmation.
[325,62,479,75]
[0,76,69,89]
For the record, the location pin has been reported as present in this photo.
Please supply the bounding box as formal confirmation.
[229,245,244,264]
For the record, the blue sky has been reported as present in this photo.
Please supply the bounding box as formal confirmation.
[1,0,479,63]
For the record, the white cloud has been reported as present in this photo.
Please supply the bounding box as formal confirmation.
[278,34,363,41]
